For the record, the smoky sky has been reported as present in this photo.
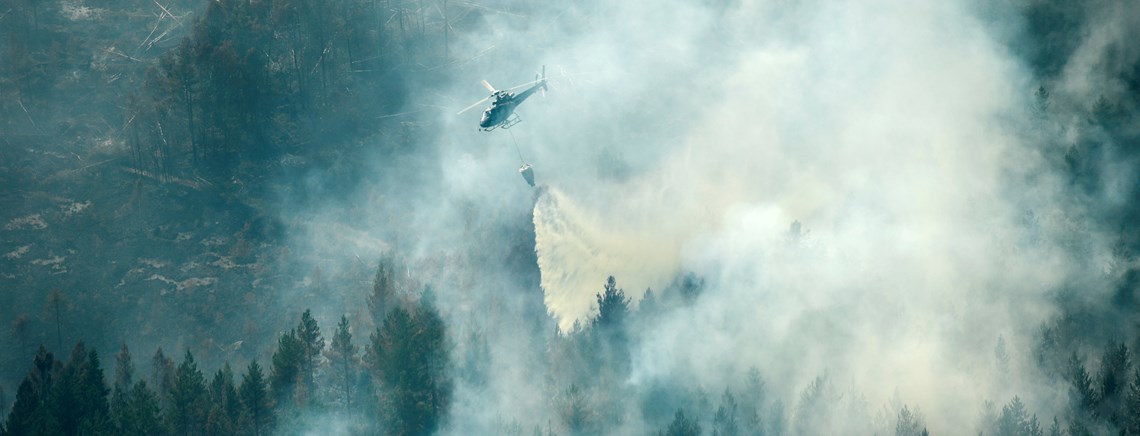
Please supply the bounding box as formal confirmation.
[268,0,1140,433]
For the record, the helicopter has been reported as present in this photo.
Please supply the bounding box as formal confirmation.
[458,66,548,131]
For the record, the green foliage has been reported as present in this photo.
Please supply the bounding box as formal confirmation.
[794,375,832,434]
[369,257,408,326]
[114,343,134,391]
[712,388,740,436]
[590,276,632,382]
[1127,367,1140,435]
[325,314,358,411]
[4,377,58,435]
[638,288,659,319]
[168,350,208,436]
[1048,417,1061,436]
[126,0,434,181]
[2,343,112,436]
[270,329,303,409]
[1020,0,1088,78]
[896,405,924,436]
[593,276,630,332]
[679,273,705,303]
[296,309,323,407]
[994,396,1035,436]
[558,383,596,435]
[205,364,242,435]
[51,343,111,435]
[239,361,274,436]
[1066,353,1095,407]
[739,367,766,433]
[118,381,165,436]
[659,409,701,436]
[995,336,1011,377]
[151,349,176,412]
[367,296,452,436]
[1094,343,1130,429]
[268,309,324,412]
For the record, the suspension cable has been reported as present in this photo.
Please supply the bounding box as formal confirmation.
[508,128,527,165]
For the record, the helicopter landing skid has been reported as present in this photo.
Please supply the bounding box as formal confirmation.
[482,113,522,132]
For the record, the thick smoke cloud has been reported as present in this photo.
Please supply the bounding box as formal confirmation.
[277,0,1133,433]
[411,0,1128,432]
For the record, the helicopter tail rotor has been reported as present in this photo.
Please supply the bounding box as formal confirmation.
[537,65,548,96]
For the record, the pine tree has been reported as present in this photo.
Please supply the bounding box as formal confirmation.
[114,344,134,391]
[794,376,830,434]
[325,314,357,412]
[557,383,594,435]
[121,381,164,436]
[679,272,705,303]
[712,388,740,436]
[151,348,176,411]
[1095,343,1129,430]
[77,349,112,434]
[638,288,658,319]
[741,367,766,433]
[167,350,207,436]
[996,396,1029,436]
[660,409,701,436]
[1048,416,1061,436]
[5,346,62,435]
[239,361,274,436]
[270,329,302,409]
[591,276,632,382]
[368,259,399,326]
[51,344,85,435]
[111,344,134,433]
[593,276,630,332]
[367,295,452,436]
[296,309,323,407]
[1066,352,1095,427]
[50,343,111,435]
[897,405,922,436]
[1126,367,1140,435]
[5,377,59,435]
[32,346,56,394]
[206,364,241,435]
[1028,414,1043,436]
[412,292,451,435]
[995,335,1011,377]
[111,385,129,432]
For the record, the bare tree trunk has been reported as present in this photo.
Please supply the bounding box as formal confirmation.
[49,289,63,350]
[342,354,351,410]
[443,0,448,63]
[184,83,197,165]
[342,0,355,68]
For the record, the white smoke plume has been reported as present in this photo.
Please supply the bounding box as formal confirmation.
[500,0,1111,430]
[279,0,1132,432]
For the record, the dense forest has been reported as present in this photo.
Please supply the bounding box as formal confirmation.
[2,0,1139,434]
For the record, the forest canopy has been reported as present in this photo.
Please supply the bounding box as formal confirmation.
[1,0,1139,434]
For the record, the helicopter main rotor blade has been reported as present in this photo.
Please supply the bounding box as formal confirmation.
[481,80,496,92]
[511,66,547,92]
[457,96,490,115]
[506,79,545,91]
